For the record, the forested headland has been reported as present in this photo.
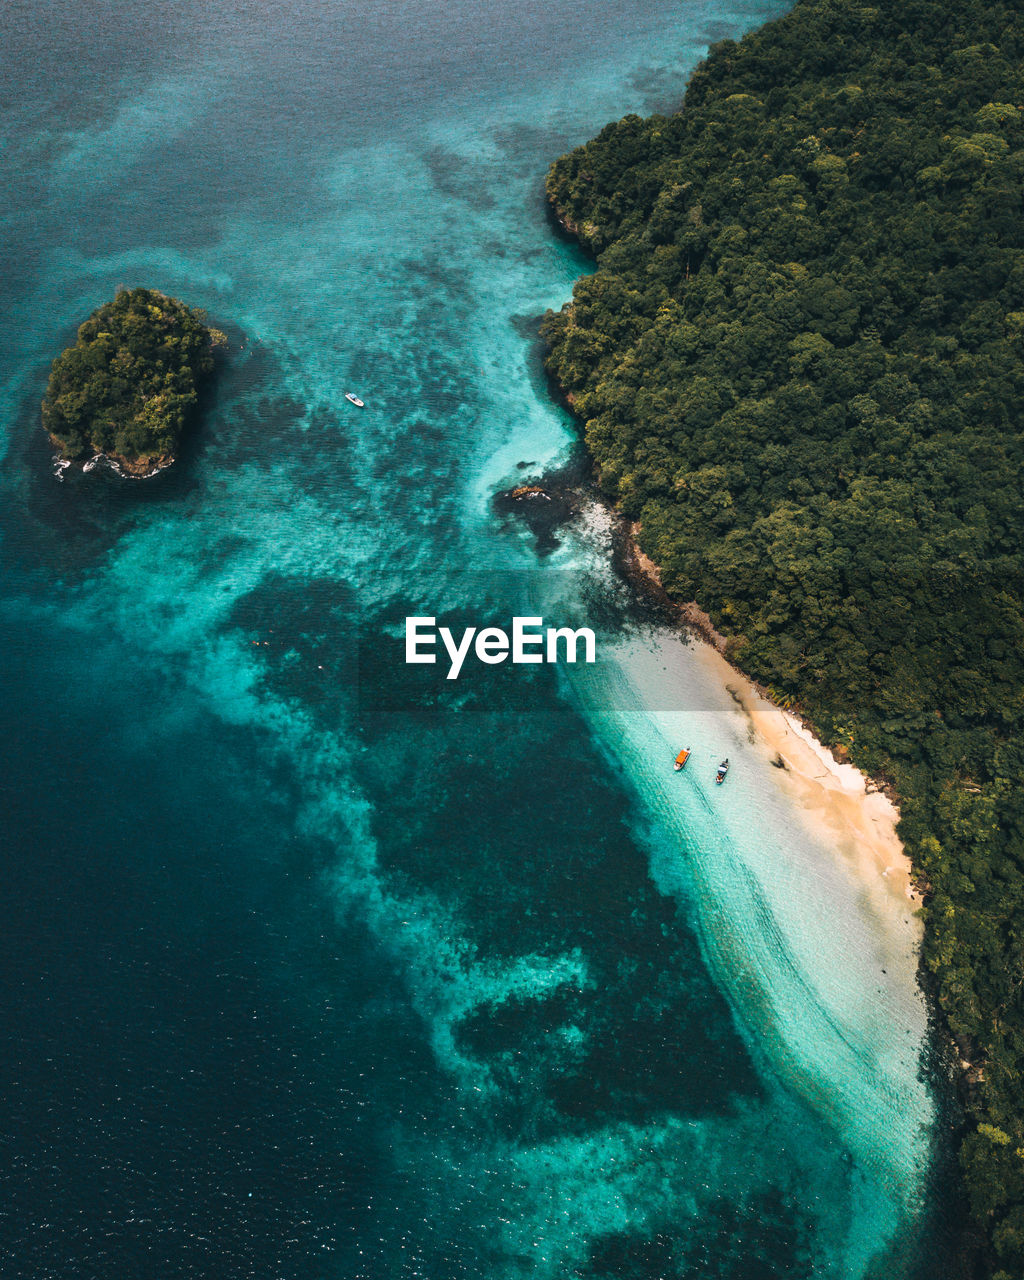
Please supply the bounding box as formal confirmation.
[42,287,222,474]
[541,0,1024,1272]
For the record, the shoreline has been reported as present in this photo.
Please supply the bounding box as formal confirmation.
[49,438,175,481]
[554,498,939,1220]
[499,475,924,923]
[618,519,921,914]
[512,446,961,1264]
[694,640,921,910]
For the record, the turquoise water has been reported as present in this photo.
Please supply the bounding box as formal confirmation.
[1,1,952,1275]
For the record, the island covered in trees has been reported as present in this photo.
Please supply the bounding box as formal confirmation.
[542,0,1024,1273]
[42,287,222,475]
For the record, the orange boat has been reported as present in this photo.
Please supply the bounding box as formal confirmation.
[674,747,691,772]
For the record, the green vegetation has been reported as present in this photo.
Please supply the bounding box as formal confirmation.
[42,287,220,469]
[542,0,1024,1270]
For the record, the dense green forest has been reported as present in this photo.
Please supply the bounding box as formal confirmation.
[42,287,219,467]
[542,0,1024,1271]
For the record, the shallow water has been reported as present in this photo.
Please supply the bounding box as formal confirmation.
[1,2,952,1275]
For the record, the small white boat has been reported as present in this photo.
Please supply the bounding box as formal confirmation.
[344,392,365,408]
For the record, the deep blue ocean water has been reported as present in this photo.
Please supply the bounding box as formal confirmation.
[1,2,956,1276]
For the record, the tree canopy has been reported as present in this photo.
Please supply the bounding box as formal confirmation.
[543,0,1024,1272]
[42,287,218,466]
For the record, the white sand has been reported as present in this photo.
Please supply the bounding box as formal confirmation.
[690,641,921,919]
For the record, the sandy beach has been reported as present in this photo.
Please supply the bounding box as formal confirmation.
[626,526,921,924]
[567,570,935,1210]
[692,640,921,913]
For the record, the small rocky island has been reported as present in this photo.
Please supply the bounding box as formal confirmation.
[42,287,223,476]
